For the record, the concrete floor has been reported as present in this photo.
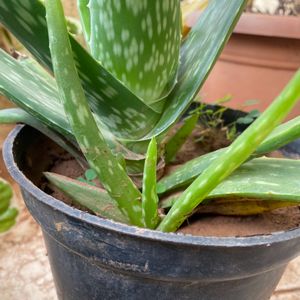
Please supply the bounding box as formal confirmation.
[0,126,300,300]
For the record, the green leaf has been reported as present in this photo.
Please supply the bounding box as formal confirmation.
[157,115,300,195]
[0,179,18,233]
[248,109,261,118]
[236,116,254,125]
[45,0,143,227]
[0,179,13,214]
[142,138,160,229]
[0,219,17,233]
[0,51,145,168]
[143,0,247,139]
[0,0,161,140]
[77,0,91,43]
[161,158,300,209]
[158,70,300,232]
[254,115,300,156]
[44,172,130,224]
[87,0,181,106]
[164,114,199,163]
[0,207,18,222]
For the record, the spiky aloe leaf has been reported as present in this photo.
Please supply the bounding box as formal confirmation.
[45,172,130,224]
[0,51,145,167]
[0,50,72,138]
[164,113,199,163]
[0,0,161,140]
[86,0,181,107]
[0,0,247,141]
[157,115,300,194]
[45,0,144,227]
[158,70,300,232]
[142,138,160,229]
[144,0,247,139]
[161,158,300,209]
[0,179,18,233]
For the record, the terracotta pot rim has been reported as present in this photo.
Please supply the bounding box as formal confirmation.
[235,13,300,39]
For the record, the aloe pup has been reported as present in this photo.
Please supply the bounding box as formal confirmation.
[0,0,300,233]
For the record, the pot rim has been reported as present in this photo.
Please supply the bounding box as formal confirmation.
[4,125,300,248]
[234,13,300,39]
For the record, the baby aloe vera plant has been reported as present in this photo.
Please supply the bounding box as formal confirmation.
[0,0,300,232]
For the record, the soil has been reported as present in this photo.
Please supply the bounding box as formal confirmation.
[178,207,300,237]
[44,125,300,238]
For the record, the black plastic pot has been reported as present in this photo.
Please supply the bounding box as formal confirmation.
[3,125,300,300]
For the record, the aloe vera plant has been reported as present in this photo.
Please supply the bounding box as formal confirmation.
[0,0,300,233]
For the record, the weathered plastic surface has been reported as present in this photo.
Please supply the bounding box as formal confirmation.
[3,125,300,300]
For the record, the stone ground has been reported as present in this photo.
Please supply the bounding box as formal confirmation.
[0,125,299,299]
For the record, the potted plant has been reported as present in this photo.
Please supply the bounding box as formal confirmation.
[184,0,300,120]
[1,0,300,299]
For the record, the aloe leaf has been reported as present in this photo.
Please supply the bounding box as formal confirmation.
[158,70,300,232]
[0,179,18,233]
[157,115,300,194]
[46,0,143,227]
[162,196,297,216]
[161,158,300,209]
[87,0,181,107]
[0,51,145,166]
[142,138,160,229]
[254,115,300,156]
[0,0,160,140]
[143,0,247,139]
[77,0,91,43]
[0,180,13,214]
[0,219,17,233]
[0,49,72,138]
[0,207,18,222]
[44,172,130,224]
[0,108,87,167]
[164,114,199,163]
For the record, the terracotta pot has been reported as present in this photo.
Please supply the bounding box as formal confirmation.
[199,13,300,120]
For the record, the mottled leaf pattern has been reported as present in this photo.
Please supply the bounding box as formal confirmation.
[0,50,145,165]
[144,0,247,139]
[0,0,161,140]
[45,172,130,224]
[88,0,181,106]
[161,158,300,209]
